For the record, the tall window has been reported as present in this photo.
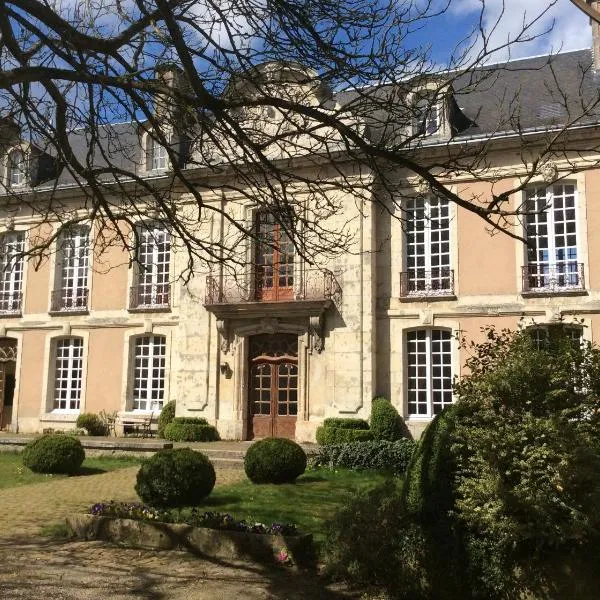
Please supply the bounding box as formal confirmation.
[403,197,452,297]
[146,136,167,171]
[132,335,166,411]
[524,184,581,292]
[0,232,25,314]
[254,211,295,301]
[530,325,583,350]
[407,329,453,417]
[7,150,25,187]
[132,223,170,308]
[53,227,89,311]
[53,337,84,411]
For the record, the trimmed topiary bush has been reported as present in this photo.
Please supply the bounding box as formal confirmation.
[76,413,108,436]
[163,418,220,442]
[322,418,369,430]
[370,396,405,441]
[315,426,373,445]
[23,435,85,474]
[135,448,216,508]
[244,438,307,484]
[157,401,176,438]
[312,439,415,474]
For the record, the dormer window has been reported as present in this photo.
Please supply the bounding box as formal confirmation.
[412,95,442,137]
[7,150,25,187]
[146,136,167,171]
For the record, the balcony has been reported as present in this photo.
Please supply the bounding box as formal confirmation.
[129,283,171,311]
[50,288,89,313]
[0,291,22,316]
[204,268,341,319]
[400,268,455,300]
[522,262,585,296]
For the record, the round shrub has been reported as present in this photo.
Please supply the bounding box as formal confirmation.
[157,401,176,438]
[163,417,220,442]
[315,425,373,445]
[76,413,108,436]
[135,448,216,508]
[370,396,405,441]
[244,438,307,484]
[23,434,85,474]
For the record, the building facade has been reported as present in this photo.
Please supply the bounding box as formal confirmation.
[1,49,599,441]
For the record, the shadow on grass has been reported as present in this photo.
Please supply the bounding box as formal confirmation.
[200,494,244,506]
[73,466,107,476]
[295,475,327,484]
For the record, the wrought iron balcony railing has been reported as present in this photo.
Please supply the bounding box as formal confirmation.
[400,268,455,298]
[0,291,22,315]
[129,283,171,310]
[50,288,89,312]
[522,262,585,294]
[205,268,341,305]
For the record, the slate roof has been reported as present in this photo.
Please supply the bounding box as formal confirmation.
[25,48,600,190]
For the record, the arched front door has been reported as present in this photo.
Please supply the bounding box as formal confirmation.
[0,338,17,431]
[248,333,298,440]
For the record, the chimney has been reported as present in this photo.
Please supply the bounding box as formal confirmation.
[154,63,189,122]
[589,1,600,71]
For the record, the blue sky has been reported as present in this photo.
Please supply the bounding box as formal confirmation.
[421,0,591,65]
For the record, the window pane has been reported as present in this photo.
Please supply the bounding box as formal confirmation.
[407,329,453,417]
[132,335,166,411]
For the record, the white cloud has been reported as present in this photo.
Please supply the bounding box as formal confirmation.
[450,0,591,61]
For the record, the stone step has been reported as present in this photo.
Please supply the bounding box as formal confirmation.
[209,457,245,469]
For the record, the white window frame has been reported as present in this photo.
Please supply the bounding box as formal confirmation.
[52,337,84,412]
[131,335,166,412]
[146,135,168,172]
[524,184,581,291]
[0,232,25,314]
[406,328,454,419]
[134,223,170,308]
[7,150,26,188]
[404,196,452,296]
[55,226,89,311]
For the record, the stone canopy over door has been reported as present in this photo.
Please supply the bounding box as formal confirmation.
[248,333,298,439]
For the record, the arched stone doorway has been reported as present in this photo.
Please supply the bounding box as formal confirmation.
[0,338,17,430]
[247,333,298,439]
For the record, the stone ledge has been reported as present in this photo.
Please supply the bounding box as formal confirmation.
[0,436,172,453]
[67,514,314,568]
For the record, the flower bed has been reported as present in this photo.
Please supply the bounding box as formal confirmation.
[67,501,312,567]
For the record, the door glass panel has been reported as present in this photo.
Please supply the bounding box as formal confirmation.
[276,363,298,417]
[251,364,271,415]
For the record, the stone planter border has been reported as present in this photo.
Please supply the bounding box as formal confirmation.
[67,514,314,568]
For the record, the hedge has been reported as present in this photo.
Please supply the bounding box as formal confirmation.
[312,439,415,474]
[163,418,220,442]
[316,426,373,445]
[322,418,369,430]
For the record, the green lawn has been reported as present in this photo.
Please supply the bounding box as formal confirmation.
[0,452,140,490]
[177,468,391,545]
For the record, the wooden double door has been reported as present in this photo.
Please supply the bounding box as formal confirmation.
[248,334,298,440]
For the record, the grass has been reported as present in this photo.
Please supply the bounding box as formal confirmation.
[177,468,391,545]
[0,452,140,490]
